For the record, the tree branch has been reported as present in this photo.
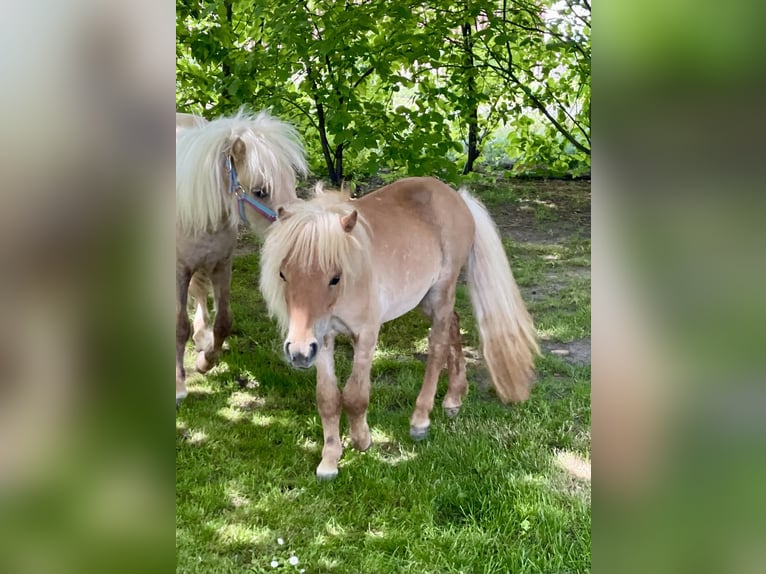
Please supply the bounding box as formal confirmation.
[352,66,376,89]
[563,0,591,30]
[277,95,319,131]
[544,87,591,144]
[510,69,590,154]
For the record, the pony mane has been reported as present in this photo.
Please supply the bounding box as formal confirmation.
[260,191,372,334]
[176,109,308,236]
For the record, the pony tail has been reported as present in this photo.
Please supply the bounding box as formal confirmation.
[460,189,539,403]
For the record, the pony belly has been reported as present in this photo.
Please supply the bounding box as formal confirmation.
[379,283,433,323]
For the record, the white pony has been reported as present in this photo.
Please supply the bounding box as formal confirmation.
[176,111,207,136]
[176,110,307,404]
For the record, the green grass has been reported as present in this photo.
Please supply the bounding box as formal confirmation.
[177,178,591,573]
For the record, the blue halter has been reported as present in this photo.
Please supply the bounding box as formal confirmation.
[225,156,277,224]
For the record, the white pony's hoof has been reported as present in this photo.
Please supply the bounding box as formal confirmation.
[443,406,461,419]
[176,390,187,409]
[192,330,213,353]
[195,351,213,373]
[410,425,430,441]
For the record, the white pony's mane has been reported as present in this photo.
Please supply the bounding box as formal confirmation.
[260,190,372,334]
[176,110,307,236]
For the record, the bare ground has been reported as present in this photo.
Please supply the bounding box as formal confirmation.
[487,180,591,366]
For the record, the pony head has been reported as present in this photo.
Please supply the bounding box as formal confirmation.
[176,109,308,236]
[260,192,371,368]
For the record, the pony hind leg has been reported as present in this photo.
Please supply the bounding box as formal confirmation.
[442,311,468,418]
[411,280,458,440]
[195,260,233,374]
[176,269,192,405]
[189,272,213,353]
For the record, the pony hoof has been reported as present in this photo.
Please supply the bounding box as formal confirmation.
[410,425,430,441]
[354,436,372,452]
[316,468,338,481]
[195,352,214,373]
[443,406,461,419]
[176,390,187,409]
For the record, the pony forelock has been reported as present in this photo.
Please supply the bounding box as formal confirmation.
[260,192,371,334]
[176,109,307,236]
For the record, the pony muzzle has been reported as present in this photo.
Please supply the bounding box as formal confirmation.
[284,340,318,369]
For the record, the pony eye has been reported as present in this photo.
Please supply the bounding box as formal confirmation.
[329,273,341,286]
[279,271,286,281]
[254,188,268,198]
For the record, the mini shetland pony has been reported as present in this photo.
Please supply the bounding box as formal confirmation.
[176,110,307,404]
[260,177,538,479]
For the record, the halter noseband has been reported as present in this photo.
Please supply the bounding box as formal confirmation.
[225,156,278,224]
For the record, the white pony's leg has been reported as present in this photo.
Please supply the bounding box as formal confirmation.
[192,299,212,352]
[189,273,213,353]
[176,269,192,405]
[195,259,232,373]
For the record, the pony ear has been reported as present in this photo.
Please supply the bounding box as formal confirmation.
[340,210,358,233]
[277,206,292,220]
[231,137,246,160]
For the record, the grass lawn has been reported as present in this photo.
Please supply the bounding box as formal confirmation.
[176,177,591,573]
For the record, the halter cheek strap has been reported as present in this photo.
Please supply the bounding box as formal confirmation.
[225,156,278,224]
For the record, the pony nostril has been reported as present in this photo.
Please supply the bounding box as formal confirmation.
[284,342,291,357]
[309,342,318,358]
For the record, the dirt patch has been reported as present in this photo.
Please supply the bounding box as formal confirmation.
[234,227,261,257]
[489,180,591,245]
[523,268,590,302]
[541,337,591,366]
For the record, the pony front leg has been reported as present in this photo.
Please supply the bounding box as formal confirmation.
[342,330,378,452]
[176,313,190,405]
[315,338,343,480]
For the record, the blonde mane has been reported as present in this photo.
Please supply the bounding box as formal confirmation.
[176,110,307,236]
[260,192,372,334]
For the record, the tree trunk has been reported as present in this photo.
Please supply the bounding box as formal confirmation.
[463,105,479,175]
[461,22,480,175]
[315,102,341,185]
[221,0,233,107]
[333,143,344,187]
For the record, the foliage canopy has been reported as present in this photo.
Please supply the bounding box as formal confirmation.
[177,0,590,184]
